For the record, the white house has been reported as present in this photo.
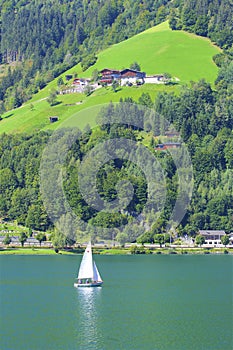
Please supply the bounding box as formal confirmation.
[199,230,226,246]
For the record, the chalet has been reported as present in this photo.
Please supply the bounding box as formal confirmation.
[155,142,181,151]
[49,116,59,123]
[99,68,145,85]
[199,230,226,246]
[99,69,121,84]
[120,69,146,86]
[72,78,89,86]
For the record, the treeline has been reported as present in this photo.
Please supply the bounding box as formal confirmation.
[0,0,170,110]
[0,66,232,241]
[169,0,233,49]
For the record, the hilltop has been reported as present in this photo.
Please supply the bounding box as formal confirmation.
[0,21,220,134]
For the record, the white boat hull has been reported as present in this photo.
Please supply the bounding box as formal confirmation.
[74,281,103,288]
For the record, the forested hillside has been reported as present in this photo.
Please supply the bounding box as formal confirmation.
[0,0,170,111]
[0,0,232,112]
[0,64,232,241]
[169,0,233,49]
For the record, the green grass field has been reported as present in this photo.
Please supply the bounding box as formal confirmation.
[0,21,221,135]
[80,21,220,83]
[1,84,178,134]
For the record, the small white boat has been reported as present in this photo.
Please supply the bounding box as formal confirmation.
[74,242,103,288]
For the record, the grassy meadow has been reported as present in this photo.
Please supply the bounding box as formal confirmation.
[0,21,221,135]
[80,21,220,83]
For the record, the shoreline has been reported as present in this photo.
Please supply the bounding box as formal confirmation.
[0,247,232,256]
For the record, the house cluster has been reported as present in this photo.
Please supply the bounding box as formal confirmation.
[154,130,181,151]
[0,235,52,247]
[99,68,167,86]
[60,77,93,94]
[59,68,168,94]
[99,68,146,86]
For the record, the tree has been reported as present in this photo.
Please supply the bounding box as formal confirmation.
[163,72,172,82]
[51,230,66,252]
[84,84,93,96]
[91,69,99,82]
[19,232,27,247]
[137,231,154,245]
[169,9,178,30]
[130,62,141,71]
[138,92,153,108]
[154,233,165,247]
[3,234,11,246]
[221,235,229,247]
[47,89,58,106]
[116,232,128,247]
[81,54,97,71]
[112,79,120,92]
[57,77,64,87]
[36,232,46,246]
[195,234,205,247]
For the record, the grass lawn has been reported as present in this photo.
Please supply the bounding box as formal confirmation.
[0,84,179,134]
[79,21,220,84]
[0,247,76,255]
[0,223,29,235]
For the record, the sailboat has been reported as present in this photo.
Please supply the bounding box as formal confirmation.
[74,242,103,287]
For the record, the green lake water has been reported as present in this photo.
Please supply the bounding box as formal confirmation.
[0,255,232,350]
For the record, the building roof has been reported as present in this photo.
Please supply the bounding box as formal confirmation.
[120,69,145,78]
[199,230,226,236]
[100,68,120,75]
[155,142,181,150]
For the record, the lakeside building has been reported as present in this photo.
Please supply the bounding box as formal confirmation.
[199,230,226,246]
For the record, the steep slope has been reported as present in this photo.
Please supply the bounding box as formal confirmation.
[0,21,221,134]
[79,21,220,83]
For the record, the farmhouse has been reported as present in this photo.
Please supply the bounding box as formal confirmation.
[99,68,145,86]
[99,69,121,84]
[199,230,226,246]
[120,69,146,85]
[155,142,181,151]
[72,78,89,86]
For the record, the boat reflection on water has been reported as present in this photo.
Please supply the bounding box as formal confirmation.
[75,287,102,348]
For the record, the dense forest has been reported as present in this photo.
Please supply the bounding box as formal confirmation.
[0,0,233,111]
[0,62,232,242]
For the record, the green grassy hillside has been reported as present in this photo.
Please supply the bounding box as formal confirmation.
[80,21,220,83]
[0,21,221,135]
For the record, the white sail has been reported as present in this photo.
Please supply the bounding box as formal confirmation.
[78,242,94,280]
[75,241,103,287]
[93,261,102,282]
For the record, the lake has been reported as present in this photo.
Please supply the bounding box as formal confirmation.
[0,254,232,349]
